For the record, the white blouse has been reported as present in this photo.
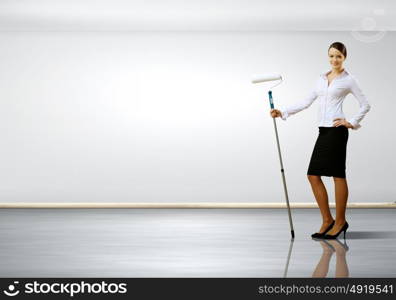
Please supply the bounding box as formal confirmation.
[280,69,371,130]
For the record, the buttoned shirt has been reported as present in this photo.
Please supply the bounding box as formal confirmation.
[280,69,371,130]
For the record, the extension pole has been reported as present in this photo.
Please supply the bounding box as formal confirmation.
[268,90,295,239]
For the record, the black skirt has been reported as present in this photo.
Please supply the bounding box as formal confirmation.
[307,126,349,178]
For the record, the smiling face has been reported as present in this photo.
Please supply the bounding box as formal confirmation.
[328,47,345,70]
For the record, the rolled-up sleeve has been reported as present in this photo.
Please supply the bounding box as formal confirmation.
[347,77,371,130]
[280,85,318,120]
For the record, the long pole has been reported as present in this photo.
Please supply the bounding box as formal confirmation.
[268,90,295,239]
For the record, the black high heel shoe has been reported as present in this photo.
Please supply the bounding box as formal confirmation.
[329,239,349,252]
[321,239,336,252]
[311,220,335,239]
[323,221,349,239]
[311,238,336,251]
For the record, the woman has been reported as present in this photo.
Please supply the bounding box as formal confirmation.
[270,42,371,240]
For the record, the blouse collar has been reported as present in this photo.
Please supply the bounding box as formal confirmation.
[321,68,350,79]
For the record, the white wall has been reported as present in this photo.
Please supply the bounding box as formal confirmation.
[0,31,394,203]
[1,0,394,31]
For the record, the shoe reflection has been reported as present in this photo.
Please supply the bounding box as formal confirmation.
[311,239,350,278]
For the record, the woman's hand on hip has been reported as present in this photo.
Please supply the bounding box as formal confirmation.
[270,109,282,118]
[333,118,353,129]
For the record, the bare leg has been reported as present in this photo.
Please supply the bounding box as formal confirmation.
[327,240,349,277]
[312,241,334,277]
[335,252,349,277]
[326,177,348,235]
[308,175,334,233]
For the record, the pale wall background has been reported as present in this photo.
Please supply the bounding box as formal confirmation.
[0,29,394,203]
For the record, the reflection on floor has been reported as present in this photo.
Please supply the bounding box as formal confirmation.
[0,208,395,277]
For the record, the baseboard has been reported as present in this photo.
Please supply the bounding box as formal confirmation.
[0,202,395,208]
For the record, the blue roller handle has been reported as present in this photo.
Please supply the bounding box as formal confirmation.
[268,90,274,109]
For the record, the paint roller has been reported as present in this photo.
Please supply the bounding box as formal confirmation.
[252,73,295,239]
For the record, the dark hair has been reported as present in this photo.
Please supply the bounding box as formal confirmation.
[328,42,347,59]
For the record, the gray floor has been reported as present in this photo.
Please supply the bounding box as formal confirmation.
[0,208,395,278]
